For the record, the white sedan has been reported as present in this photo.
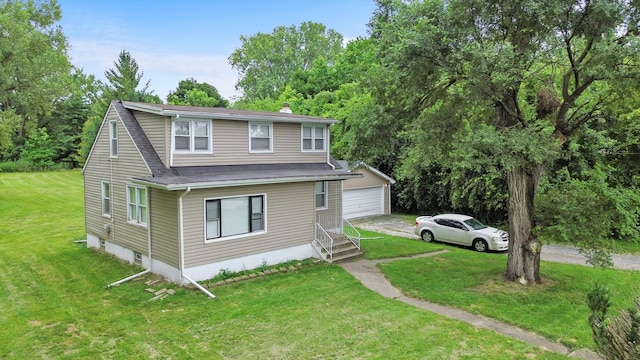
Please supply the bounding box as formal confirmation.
[413,214,509,252]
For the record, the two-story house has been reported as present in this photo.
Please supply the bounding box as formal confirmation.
[83,100,363,287]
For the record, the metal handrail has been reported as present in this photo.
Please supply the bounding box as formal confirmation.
[314,223,333,259]
[343,218,361,250]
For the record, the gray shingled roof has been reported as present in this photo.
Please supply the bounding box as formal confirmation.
[112,101,359,190]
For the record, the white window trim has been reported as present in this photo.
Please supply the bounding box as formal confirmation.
[315,181,328,210]
[126,184,148,227]
[109,120,118,158]
[301,124,326,152]
[249,122,273,153]
[101,181,111,218]
[171,118,213,154]
[204,193,267,243]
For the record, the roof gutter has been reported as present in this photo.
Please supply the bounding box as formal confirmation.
[132,173,363,191]
[178,186,215,299]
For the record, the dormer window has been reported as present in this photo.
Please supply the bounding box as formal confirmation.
[249,122,272,152]
[302,125,325,151]
[173,119,212,153]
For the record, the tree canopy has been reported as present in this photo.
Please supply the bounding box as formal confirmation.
[167,78,228,107]
[229,21,344,101]
[0,0,71,159]
[366,0,640,283]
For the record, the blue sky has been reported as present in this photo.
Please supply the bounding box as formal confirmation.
[57,0,378,102]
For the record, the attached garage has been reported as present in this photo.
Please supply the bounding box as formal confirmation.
[339,161,395,219]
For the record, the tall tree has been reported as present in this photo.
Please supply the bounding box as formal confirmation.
[369,0,640,284]
[0,0,71,158]
[229,21,344,101]
[77,50,161,165]
[167,78,228,107]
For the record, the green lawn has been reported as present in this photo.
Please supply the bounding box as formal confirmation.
[0,171,592,359]
[379,250,640,351]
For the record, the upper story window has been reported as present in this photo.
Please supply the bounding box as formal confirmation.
[302,125,325,151]
[173,119,212,153]
[109,120,118,157]
[101,181,111,217]
[249,122,272,152]
[205,194,265,242]
[315,181,327,209]
[127,185,147,226]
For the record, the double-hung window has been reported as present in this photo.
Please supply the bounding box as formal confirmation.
[205,195,265,241]
[109,120,118,157]
[302,125,325,151]
[127,185,147,226]
[315,181,327,209]
[249,122,272,152]
[102,181,111,217]
[174,119,211,152]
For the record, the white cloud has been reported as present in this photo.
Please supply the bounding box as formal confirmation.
[68,39,241,102]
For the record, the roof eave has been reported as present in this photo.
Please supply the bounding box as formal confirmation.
[132,173,363,191]
[121,101,338,124]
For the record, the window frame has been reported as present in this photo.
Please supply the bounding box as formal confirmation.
[204,194,266,243]
[301,124,326,152]
[101,181,111,217]
[315,181,327,210]
[249,122,273,153]
[109,120,118,158]
[126,184,148,227]
[172,118,213,153]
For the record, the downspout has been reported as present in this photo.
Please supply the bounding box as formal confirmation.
[326,124,335,169]
[179,186,216,299]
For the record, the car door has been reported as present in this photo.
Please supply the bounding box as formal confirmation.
[431,218,452,241]
[447,220,471,245]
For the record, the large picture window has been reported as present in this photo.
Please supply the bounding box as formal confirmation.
[249,122,272,152]
[127,185,147,226]
[109,120,118,157]
[302,125,325,151]
[102,181,111,217]
[206,195,265,241]
[174,119,211,152]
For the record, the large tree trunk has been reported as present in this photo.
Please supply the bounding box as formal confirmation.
[505,164,544,285]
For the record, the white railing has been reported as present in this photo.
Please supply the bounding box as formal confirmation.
[343,218,361,250]
[314,223,333,259]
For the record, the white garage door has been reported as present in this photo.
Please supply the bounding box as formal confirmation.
[343,186,384,219]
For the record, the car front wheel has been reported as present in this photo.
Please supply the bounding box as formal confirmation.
[421,230,434,242]
[473,239,488,252]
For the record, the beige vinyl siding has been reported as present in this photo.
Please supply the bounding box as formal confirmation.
[344,167,388,189]
[84,106,152,255]
[171,120,327,166]
[316,180,342,222]
[149,189,180,267]
[133,111,169,167]
[181,182,315,268]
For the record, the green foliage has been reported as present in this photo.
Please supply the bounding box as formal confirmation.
[588,282,640,359]
[20,128,55,169]
[536,167,640,266]
[0,0,72,157]
[166,77,228,107]
[230,21,344,100]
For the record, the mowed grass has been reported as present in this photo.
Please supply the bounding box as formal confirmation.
[0,171,572,359]
[379,250,640,351]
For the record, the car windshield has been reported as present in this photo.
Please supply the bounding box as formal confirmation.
[464,218,487,230]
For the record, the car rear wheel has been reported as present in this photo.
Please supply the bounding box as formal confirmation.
[421,230,434,242]
[473,239,488,252]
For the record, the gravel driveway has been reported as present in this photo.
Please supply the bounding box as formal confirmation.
[350,215,640,271]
